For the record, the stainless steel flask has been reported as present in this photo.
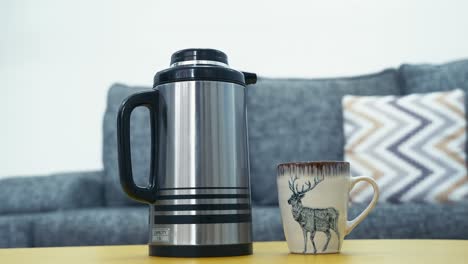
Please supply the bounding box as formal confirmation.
[117,49,257,257]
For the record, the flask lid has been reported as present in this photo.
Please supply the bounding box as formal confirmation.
[170,49,228,66]
[153,48,256,87]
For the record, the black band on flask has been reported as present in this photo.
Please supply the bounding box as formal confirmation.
[149,243,253,257]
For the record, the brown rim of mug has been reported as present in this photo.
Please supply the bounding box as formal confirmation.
[277,161,349,169]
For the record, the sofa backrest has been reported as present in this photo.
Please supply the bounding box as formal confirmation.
[102,70,401,206]
[247,71,401,205]
[102,59,468,206]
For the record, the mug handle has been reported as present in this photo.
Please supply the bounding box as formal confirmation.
[345,176,380,235]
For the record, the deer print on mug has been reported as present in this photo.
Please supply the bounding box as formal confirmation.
[279,162,379,254]
[287,175,340,254]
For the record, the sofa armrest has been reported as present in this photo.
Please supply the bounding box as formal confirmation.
[0,171,104,215]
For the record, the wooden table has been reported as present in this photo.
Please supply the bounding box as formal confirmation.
[1,240,467,264]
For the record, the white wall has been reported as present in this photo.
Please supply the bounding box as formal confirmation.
[1,0,468,178]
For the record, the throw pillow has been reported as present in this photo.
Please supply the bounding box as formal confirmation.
[342,89,468,203]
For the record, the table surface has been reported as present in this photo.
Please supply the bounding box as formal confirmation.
[1,240,467,264]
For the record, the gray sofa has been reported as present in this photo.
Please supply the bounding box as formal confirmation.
[2,60,468,248]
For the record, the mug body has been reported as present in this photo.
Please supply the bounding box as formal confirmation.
[277,161,350,254]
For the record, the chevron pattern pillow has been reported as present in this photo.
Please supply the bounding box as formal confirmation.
[343,89,468,203]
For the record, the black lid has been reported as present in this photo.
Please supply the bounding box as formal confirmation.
[170,49,228,65]
[153,49,257,87]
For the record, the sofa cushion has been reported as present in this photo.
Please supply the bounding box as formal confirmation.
[5,202,468,248]
[33,207,148,247]
[252,206,284,241]
[253,203,468,241]
[399,59,468,158]
[248,71,401,205]
[103,84,152,206]
[33,206,284,246]
[343,90,468,203]
[0,171,104,215]
[348,202,468,239]
[0,214,33,248]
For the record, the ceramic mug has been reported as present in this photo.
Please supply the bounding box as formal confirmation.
[277,161,379,254]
